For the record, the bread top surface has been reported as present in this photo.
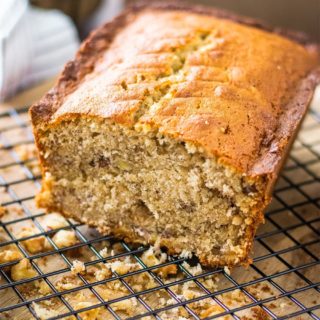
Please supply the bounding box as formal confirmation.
[30,3,320,178]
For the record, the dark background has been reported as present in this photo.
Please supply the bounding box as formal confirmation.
[186,0,320,40]
[31,0,320,41]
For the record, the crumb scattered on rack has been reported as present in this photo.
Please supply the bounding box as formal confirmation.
[71,260,86,275]
[52,229,78,248]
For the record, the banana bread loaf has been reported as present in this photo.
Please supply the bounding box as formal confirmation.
[30,2,320,267]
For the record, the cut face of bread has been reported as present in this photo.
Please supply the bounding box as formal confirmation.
[36,119,264,266]
[30,4,319,267]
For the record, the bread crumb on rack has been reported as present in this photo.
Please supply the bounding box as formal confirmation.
[55,274,82,291]
[0,247,22,264]
[52,229,78,248]
[71,260,86,275]
[11,258,37,281]
[6,242,273,319]
[75,301,101,320]
[14,144,41,176]
[99,247,108,258]
[35,280,51,296]
[39,213,68,231]
[94,264,112,281]
[224,266,231,275]
[181,261,203,276]
[112,297,138,314]
[179,249,193,259]
[199,304,225,317]
[0,204,271,319]
[18,228,48,254]
[0,203,273,320]
[0,206,8,218]
[105,256,139,275]
[32,302,59,319]
[141,246,178,277]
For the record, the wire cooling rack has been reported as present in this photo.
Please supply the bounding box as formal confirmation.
[0,98,319,319]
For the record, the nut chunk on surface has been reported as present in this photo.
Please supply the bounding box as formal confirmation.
[71,259,86,275]
[52,230,78,248]
[0,245,22,264]
[30,3,320,267]
[18,229,48,254]
[39,213,68,231]
[11,258,37,281]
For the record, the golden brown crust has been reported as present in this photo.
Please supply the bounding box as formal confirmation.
[29,7,133,125]
[30,2,320,182]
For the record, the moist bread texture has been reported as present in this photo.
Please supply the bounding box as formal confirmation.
[30,2,320,267]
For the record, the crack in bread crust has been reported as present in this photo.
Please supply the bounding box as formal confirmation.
[132,31,212,123]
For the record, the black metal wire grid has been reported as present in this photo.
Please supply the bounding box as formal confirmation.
[0,101,319,320]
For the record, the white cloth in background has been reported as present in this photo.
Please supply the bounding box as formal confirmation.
[0,0,79,101]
